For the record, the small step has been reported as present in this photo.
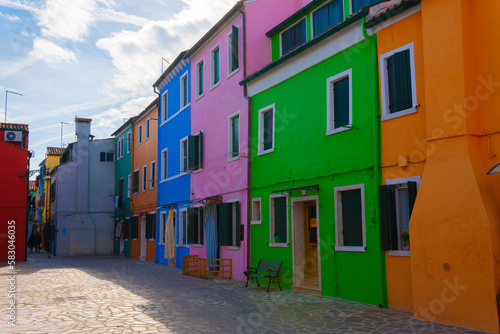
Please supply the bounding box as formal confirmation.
[292,285,322,295]
[139,256,146,262]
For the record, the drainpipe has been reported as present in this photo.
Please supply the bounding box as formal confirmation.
[362,17,386,308]
[154,86,160,264]
[25,151,31,261]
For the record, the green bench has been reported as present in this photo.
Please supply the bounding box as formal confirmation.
[244,259,283,292]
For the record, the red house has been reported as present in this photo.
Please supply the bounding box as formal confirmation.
[0,123,29,262]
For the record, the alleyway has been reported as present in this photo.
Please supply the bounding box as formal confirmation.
[0,253,489,334]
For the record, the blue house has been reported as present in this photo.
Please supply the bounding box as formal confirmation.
[153,51,192,267]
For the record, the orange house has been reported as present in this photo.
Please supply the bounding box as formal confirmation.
[369,0,500,332]
[130,99,158,263]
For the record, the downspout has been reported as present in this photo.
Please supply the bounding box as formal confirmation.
[25,151,31,261]
[239,5,251,269]
[154,86,160,264]
[362,16,385,307]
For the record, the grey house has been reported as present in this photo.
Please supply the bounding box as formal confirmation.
[50,117,115,256]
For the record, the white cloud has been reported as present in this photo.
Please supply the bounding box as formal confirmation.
[28,37,76,64]
[0,12,21,21]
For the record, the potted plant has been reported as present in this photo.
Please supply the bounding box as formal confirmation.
[400,229,410,250]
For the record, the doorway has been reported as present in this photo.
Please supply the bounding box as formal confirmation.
[292,196,321,294]
[140,216,147,259]
[168,211,176,267]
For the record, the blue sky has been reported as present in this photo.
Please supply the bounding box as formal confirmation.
[0,0,236,171]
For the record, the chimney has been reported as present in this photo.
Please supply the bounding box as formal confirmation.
[74,117,92,212]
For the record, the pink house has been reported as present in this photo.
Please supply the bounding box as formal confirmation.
[186,0,311,281]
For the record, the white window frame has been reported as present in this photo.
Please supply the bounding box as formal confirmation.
[380,42,417,121]
[145,118,150,140]
[117,139,122,160]
[195,58,204,100]
[150,161,156,189]
[334,183,366,252]
[279,17,307,57]
[138,125,143,145]
[227,25,240,78]
[180,136,188,173]
[142,165,147,192]
[161,90,168,124]
[226,198,240,249]
[177,208,188,247]
[228,111,240,162]
[251,197,261,225]
[126,132,131,153]
[385,176,420,256]
[210,43,221,90]
[127,174,131,198]
[326,68,352,136]
[269,194,289,247]
[159,211,167,245]
[258,104,275,156]
[161,148,168,181]
[180,72,189,110]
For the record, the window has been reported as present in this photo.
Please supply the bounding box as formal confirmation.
[162,91,168,123]
[145,213,156,240]
[187,132,203,171]
[180,73,189,108]
[150,161,156,189]
[380,43,417,120]
[180,138,188,172]
[270,195,288,245]
[116,137,124,160]
[251,198,261,225]
[127,174,131,198]
[327,69,352,135]
[228,112,240,160]
[161,149,168,180]
[142,165,147,192]
[127,132,131,153]
[258,105,275,155]
[196,59,204,98]
[380,177,418,253]
[313,0,343,37]
[159,212,167,244]
[123,218,130,240]
[211,45,220,87]
[145,119,150,140]
[118,178,123,209]
[106,152,114,162]
[219,201,241,247]
[228,25,239,75]
[133,169,139,194]
[100,152,106,162]
[281,18,306,56]
[335,184,365,251]
[131,216,139,239]
[352,0,378,13]
[178,209,188,246]
[138,125,143,145]
[187,207,204,245]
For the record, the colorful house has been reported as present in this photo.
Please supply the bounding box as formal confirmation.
[369,0,500,332]
[153,52,192,267]
[186,0,309,281]
[50,117,115,256]
[130,99,158,262]
[0,122,30,262]
[241,0,384,302]
[111,117,135,257]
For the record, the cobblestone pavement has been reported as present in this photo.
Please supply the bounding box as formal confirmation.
[0,252,490,334]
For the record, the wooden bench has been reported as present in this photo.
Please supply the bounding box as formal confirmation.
[244,260,283,292]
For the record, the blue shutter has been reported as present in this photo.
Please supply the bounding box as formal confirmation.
[333,77,349,128]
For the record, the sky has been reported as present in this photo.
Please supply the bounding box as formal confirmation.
[0,0,237,173]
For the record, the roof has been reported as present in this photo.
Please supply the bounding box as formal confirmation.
[46,147,65,156]
[0,122,29,131]
[365,0,420,28]
[153,51,188,88]
[184,1,244,59]
[133,98,159,124]
[240,11,367,86]
[74,117,92,123]
[111,116,136,137]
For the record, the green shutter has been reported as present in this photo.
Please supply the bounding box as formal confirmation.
[274,197,287,243]
[388,50,413,113]
[187,208,198,244]
[232,25,239,71]
[408,181,417,215]
[131,217,138,239]
[340,189,363,247]
[198,132,203,169]
[133,170,139,193]
[234,202,240,247]
[333,77,349,128]
[145,215,152,239]
[187,135,199,171]
[263,111,273,150]
[219,203,233,246]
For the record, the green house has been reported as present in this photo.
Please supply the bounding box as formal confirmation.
[111,118,135,257]
[241,0,385,306]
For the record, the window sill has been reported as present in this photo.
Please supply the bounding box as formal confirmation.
[159,242,165,246]
[225,246,239,251]
[382,107,417,121]
[227,154,240,163]
[191,244,203,248]
[160,120,168,127]
[269,242,288,248]
[251,220,261,225]
[326,126,351,136]
[257,148,274,156]
[227,68,239,79]
[176,244,189,248]
[192,168,203,174]
[388,250,411,257]
[335,246,366,252]
[149,238,155,241]
[179,103,190,113]
[195,93,204,102]
[210,81,221,91]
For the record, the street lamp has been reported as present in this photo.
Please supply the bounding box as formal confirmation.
[5,90,23,123]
